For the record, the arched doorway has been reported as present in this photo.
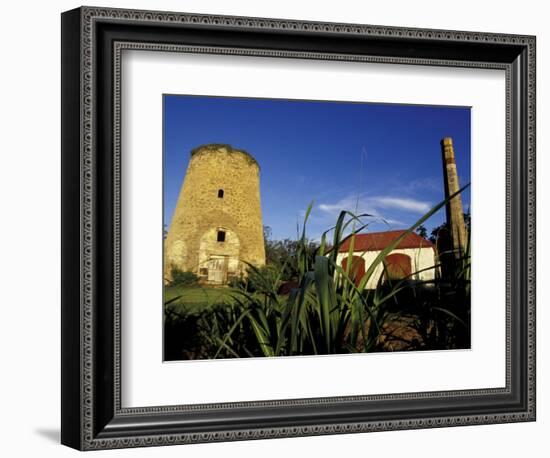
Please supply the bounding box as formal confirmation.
[383,253,412,281]
[341,255,366,286]
[198,227,240,285]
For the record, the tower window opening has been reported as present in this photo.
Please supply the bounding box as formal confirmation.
[217,189,224,198]
[217,230,226,242]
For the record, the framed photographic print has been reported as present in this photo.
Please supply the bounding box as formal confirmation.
[61,6,536,450]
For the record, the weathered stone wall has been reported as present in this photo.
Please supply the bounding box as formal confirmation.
[164,144,266,283]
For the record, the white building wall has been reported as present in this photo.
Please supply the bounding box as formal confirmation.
[335,247,436,289]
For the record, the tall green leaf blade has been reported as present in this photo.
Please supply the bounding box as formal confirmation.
[314,255,336,353]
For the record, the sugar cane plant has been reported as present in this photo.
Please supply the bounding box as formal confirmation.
[164,185,470,360]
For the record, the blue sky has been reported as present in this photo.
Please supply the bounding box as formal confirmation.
[164,95,471,241]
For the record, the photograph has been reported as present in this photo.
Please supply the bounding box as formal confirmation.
[162,95,472,360]
[55,3,537,452]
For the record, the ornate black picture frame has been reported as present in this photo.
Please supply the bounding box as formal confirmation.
[61,6,536,450]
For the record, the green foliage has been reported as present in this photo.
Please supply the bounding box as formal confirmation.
[169,266,198,287]
[263,225,319,281]
[164,186,471,359]
[164,286,234,311]
[415,224,428,239]
[243,264,282,293]
[429,211,471,243]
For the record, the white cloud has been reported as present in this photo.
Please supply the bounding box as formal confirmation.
[403,177,442,193]
[318,196,362,214]
[318,193,432,217]
[369,196,431,213]
[384,218,406,226]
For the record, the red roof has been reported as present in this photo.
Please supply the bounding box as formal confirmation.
[334,230,434,253]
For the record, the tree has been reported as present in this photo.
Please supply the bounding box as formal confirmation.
[429,212,471,244]
[415,224,428,239]
[263,225,318,281]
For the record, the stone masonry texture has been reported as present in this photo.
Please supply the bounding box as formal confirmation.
[164,144,266,283]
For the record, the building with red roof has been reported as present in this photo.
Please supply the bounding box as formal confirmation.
[331,230,436,288]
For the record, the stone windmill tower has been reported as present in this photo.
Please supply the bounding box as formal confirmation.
[164,144,266,285]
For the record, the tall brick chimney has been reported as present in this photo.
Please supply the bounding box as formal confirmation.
[441,137,467,256]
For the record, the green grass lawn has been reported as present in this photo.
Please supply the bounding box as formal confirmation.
[164,285,235,314]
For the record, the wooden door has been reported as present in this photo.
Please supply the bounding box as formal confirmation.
[207,256,227,284]
[383,253,412,281]
[341,255,366,286]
